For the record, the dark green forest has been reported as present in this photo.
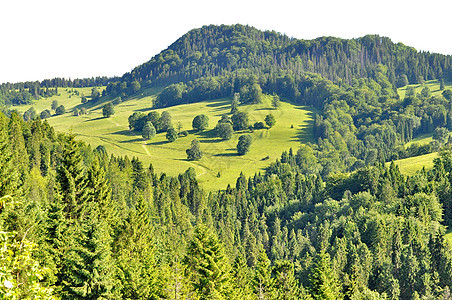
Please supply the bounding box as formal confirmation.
[2,24,452,299]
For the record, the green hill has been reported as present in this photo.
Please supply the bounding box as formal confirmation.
[17,88,315,191]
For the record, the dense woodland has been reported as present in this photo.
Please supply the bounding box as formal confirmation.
[2,24,452,299]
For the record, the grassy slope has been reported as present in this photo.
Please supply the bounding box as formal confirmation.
[397,79,450,99]
[387,152,438,176]
[388,80,452,175]
[16,89,315,192]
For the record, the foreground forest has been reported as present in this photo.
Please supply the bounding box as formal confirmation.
[2,24,452,299]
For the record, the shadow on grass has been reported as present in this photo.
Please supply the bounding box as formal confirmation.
[119,138,144,143]
[83,116,105,122]
[135,107,154,113]
[148,140,169,146]
[206,99,231,108]
[197,129,218,139]
[200,139,221,144]
[110,129,135,136]
[289,110,316,143]
[213,152,237,157]
[254,108,273,111]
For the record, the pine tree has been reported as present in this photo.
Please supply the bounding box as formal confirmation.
[55,134,88,220]
[7,111,28,190]
[131,157,148,191]
[61,204,120,299]
[40,185,71,290]
[232,255,253,299]
[185,224,233,299]
[115,195,159,299]
[0,113,18,199]
[309,251,341,300]
[85,158,120,232]
[160,254,195,300]
[273,260,299,300]
[253,249,274,300]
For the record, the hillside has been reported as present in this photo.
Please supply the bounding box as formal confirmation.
[121,24,452,90]
[16,88,315,191]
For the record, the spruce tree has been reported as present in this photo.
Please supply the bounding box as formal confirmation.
[55,134,88,220]
[7,111,28,190]
[61,203,119,299]
[309,251,341,300]
[0,113,18,198]
[253,249,274,300]
[232,255,253,299]
[272,260,299,299]
[185,224,233,299]
[116,195,159,299]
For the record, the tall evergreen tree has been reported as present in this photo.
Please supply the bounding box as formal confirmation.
[61,204,119,299]
[0,113,18,198]
[55,134,88,220]
[115,195,158,299]
[272,260,299,300]
[253,249,274,300]
[309,251,341,300]
[185,224,234,299]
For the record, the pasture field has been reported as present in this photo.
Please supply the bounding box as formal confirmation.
[397,79,451,99]
[387,152,438,176]
[404,133,434,148]
[17,89,315,191]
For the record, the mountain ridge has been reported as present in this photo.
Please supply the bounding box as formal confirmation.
[118,24,451,89]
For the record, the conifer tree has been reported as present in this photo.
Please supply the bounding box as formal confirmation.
[309,251,341,300]
[272,260,299,300]
[61,204,119,299]
[85,158,119,231]
[185,224,233,299]
[55,134,88,220]
[7,111,28,189]
[41,185,68,289]
[0,113,18,198]
[232,255,253,299]
[160,255,195,300]
[115,195,159,299]
[253,249,274,300]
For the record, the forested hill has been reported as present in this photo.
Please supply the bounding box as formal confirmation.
[120,24,452,88]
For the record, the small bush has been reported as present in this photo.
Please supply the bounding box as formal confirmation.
[254,122,265,129]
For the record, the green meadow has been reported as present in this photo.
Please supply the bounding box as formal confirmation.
[17,88,315,192]
[387,80,452,176]
[387,152,438,176]
[397,79,451,99]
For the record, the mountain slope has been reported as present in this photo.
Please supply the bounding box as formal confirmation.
[121,24,452,89]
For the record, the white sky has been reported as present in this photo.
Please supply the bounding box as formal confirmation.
[1,0,451,84]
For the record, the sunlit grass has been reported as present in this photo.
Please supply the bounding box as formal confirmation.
[16,89,315,191]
